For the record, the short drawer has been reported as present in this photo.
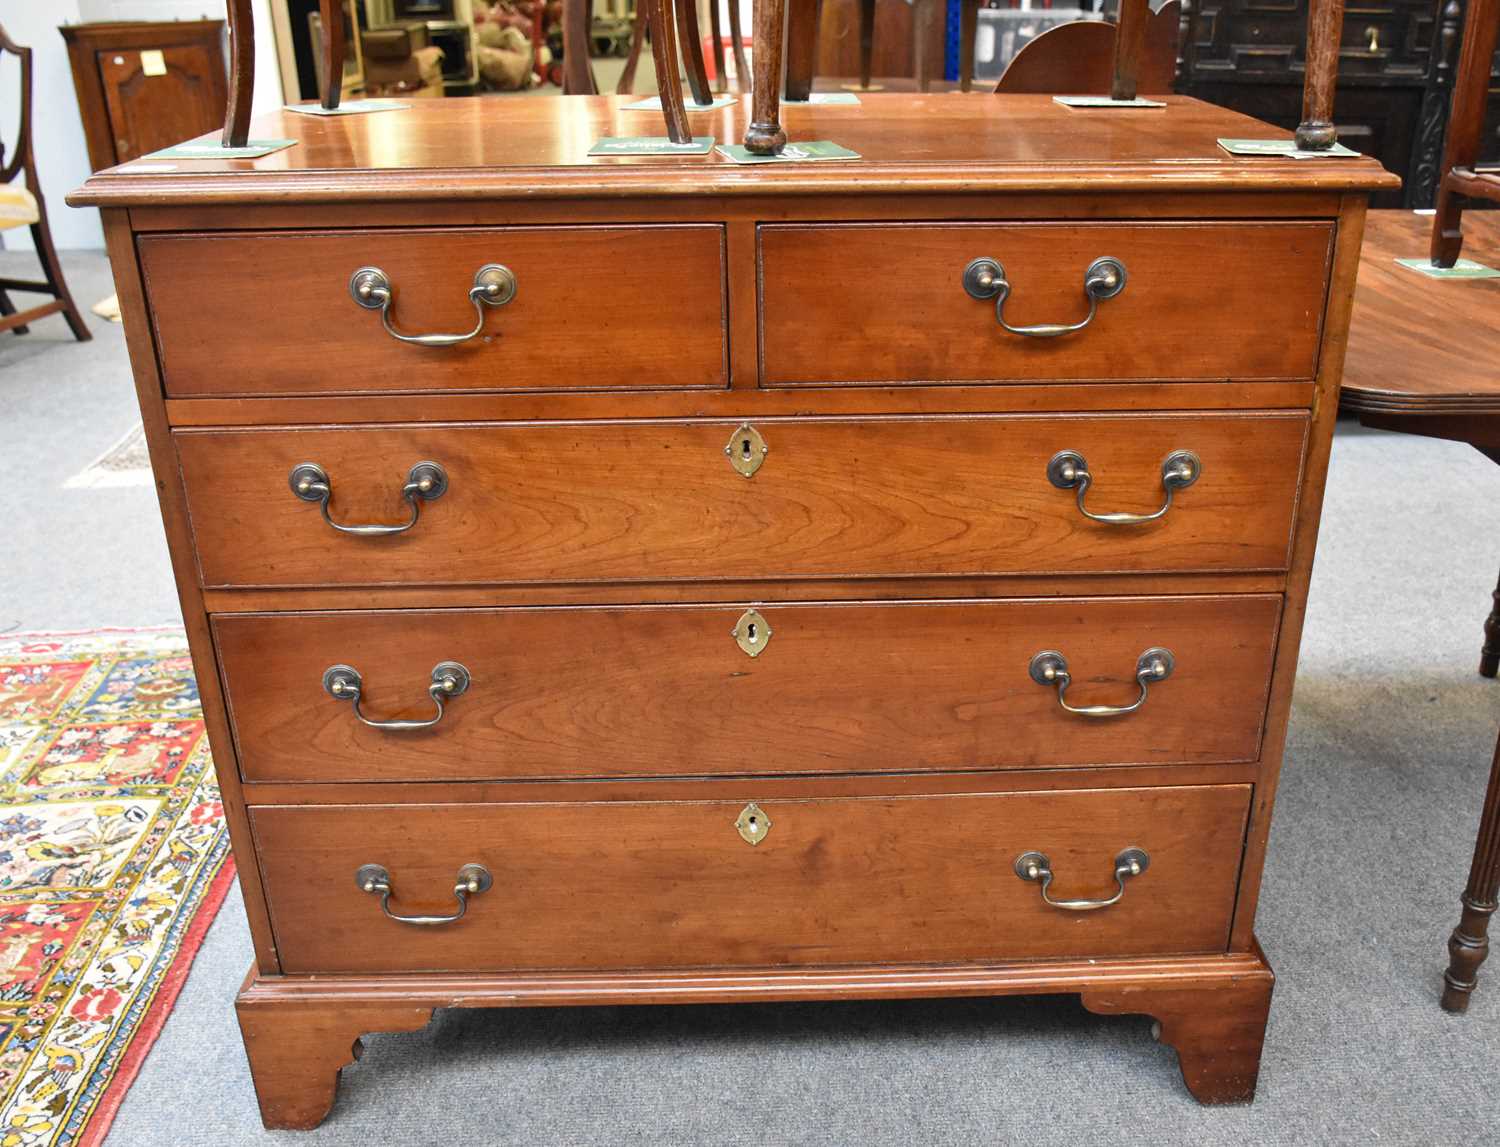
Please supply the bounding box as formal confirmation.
[759,221,1332,385]
[139,226,727,396]
[177,413,1307,588]
[251,784,1252,973]
[215,595,1280,783]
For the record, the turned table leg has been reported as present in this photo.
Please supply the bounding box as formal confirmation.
[1480,565,1500,678]
[1081,972,1274,1103]
[236,976,435,1130]
[1443,732,1500,1012]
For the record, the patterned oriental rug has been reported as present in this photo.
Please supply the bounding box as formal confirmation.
[0,629,233,1147]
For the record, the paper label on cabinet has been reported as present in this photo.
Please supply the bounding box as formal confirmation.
[716,140,861,164]
[621,95,737,111]
[284,99,411,116]
[588,136,715,156]
[1394,257,1500,280]
[146,139,298,160]
[140,49,167,76]
[1217,138,1361,159]
[1054,95,1165,108]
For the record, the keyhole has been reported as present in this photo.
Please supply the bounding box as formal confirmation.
[747,816,759,834]
[747,622,758,644]
[742,437,752,459]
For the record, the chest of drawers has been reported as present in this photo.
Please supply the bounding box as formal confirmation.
[72,93,1394,1130]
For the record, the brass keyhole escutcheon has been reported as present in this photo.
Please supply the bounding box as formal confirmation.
[735,802,772,845]
[725,423,768,478]
[731,608,773,658]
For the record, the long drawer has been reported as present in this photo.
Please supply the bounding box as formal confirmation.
[139,226,728,396]
[177,413,1307,588]
[759,221,1333,385]
[251,784,1253,973]
[215,596,1279,783]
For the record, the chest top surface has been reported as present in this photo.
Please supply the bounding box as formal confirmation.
[70,93,1396,207]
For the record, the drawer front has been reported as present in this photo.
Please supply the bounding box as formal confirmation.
[759,222,1332,385]
[252,784,1253,973]
[177,413,1307,588]
[140,226,727,396]
[217,596,1280,783]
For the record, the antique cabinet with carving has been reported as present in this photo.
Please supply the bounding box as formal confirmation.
[1179,0,1499,206]
[61,20,228,170]
[72,91,1394,1128]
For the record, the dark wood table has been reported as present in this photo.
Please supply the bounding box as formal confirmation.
[1341,208,1500,1012]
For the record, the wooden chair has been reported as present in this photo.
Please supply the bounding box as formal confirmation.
[783,0,954,99]
[622,0,747,94]
[995,1,1180,95]
[1339,210,1500,1011]
[1430,0,1499,266]
[0,21,90,342]
[751,0,1348,154]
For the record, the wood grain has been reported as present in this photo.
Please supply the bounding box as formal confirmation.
[1342,210,1500,414]
[67,94,1397,206]
[213,595,1282,783]
[249,784,1252,973]
[232,945,1275,1125]
[1080,960,1274,1103]
[139,226,728,396]
[759,222,1333,384]
[174,413,1309,588]
[235,970,433,1130]
[98,209,283,972]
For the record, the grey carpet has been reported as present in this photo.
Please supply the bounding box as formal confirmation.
[4,252,1500,1145]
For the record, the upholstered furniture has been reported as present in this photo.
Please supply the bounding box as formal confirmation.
[0,22,89,342]
[362,22,446,96]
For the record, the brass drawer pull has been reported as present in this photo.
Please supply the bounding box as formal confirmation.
[1014,848,1149,911]
[355,863,491,926]
[322,661,470,730]
[1047,449,1200,524]
[289,460,447,537]
[349,263,516,347]
[1029,647,1173,718]
[962,256,1126,338]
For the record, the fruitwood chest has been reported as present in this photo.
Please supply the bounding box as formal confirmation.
[71,93,1396,1129]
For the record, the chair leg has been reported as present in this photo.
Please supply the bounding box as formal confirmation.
[1443,732,1500,1012]
[618,3,647,94]
[29,210,91,343]
[1482,565,1500,678]
[709,0,726,91]
[0,288,28,335]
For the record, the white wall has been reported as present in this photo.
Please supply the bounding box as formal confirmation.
[0,0,282,251]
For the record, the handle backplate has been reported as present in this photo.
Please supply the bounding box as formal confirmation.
[962,256,1127,338]
[289,460,448,537]
[1014,847,1149,911]
[355,862,492,926]
[349,263,516,347]
[1047,449,1200,525]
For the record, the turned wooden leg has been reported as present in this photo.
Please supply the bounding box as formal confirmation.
[1480,565,1500,678]
[235,975,434,1130]
[1443,733,1500,1012]
[1081,971,1274,1103]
